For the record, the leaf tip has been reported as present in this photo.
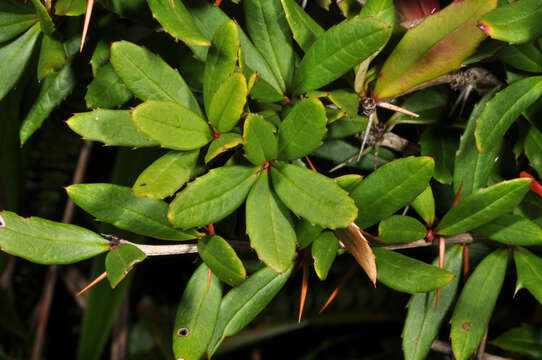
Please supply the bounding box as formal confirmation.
[477,22,490,36]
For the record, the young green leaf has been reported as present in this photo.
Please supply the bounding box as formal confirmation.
[378,215,427,244]
[173,263,222,360]
[350,156,434,229]
[277,98,327,161]
[360,0,395,28]
[292,16,390,95]
[147,0,210,46]
[66,184,200,241]
[295,219,324,249]
[271,162,358,229]
[435,178,531,236]
[490,326,542,359]
[243,114,278,166]
[372,247,455,293]
[67,110,157,148]
[497,43,542,73]
[0,211,109,264]
[334,174,363,193]
[205,133,243,164]
[208,73,247,133]
[85,64,132,109]
[169,166,260,229]
[37,35,66,81]
[131,100,213,151]
[450,249,508,360]
[402,245,463,360]
[474,214,542,246]
[525,126,542,177]
[374,0,496,99]
[55,0,86,16]
[312,231,339,281]
[419,127,457,184]
[105,243,146,288]
[30,0,54,35]
[280,0,324,52]
[110,41,202,116]
[479,0,542,44]
[207,265,293,356]
[475,76,542,153]
[411,186,435,226]
[0,11,37,43]
[198,235,247,286]
[514,247,542,305]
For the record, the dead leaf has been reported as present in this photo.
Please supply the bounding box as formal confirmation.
[335,223,377,286]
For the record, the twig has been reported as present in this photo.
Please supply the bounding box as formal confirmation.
[376,232,476,250]
[119,240,250,256]
[377,102,419,117]
[0,256,15,300]
[477,330,489,359]
[431,339,512,360]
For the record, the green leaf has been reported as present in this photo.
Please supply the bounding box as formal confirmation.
[388,88,449,126]
[295,219,323,249]
[497,42,542,73]
[0,11,37,43]
[208,73,247,133]
[402,245,463,360]
[490,325,542,359]
[450,249,508,360]
[315,139,395,170]
[90,40,110,76]
[378,215,426,244]
[277,98,327,161]
[67,110,157,148]
[0,210,109,264]
[67,183,200,240]
[147,0,210,46]
[479,0,542,44]
[0,23,40,102]
[30,0,54,35]
[271,162,358,229]
[246,170,296,273]
[411,186,435,226]
[312,231,339,280]
[244,0,295,92]
[360,0,395,28]
[514,247,542,305]
[419,127,457,184]
[173,263,222,360]
[372,247,454,294]
[37,34,66,81]
[20,64,76,144]
[110,41,202,117]
[454,88,500,199]
[55,0,86,16]
[374,0,496,99]
[474,214,542,246]
[525,126,542,177]
[475,76,542,153]
[205,133,243,164]
[86,64,132,109]
[208,265,293,356]
[169,166,260,229]
[131,100,212,151]
[292,16,390,95]
[243,114,278,166]
[435,178,531,236]
[350,156,434,229]
[335,174,363,193]
[105,243,146,288]
[133,150,199,199]
[280,0,324,52]
[203,20,238,113]
[198,235,247,286]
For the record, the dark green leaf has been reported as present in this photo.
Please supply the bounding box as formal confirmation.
[280,0,324,52]
[295,219,323,249]
[312,231,339,280]
[388,88,449,126]
[314,139,395,169]
[378,215,426,244]
[497,42,542,73]
[208,73,247,133]
[475,214,542,246]
[243,114,278,166]
[199,235,246,286]
[514,247,542,305]
[105,243,146,288]
[205,133,243,164]
[490,325,542,359]
[525,125,542,177]
[37,34,66,81]
[419,127,457,184]
[30,0,54,35]
[90,40,110,76]
[0,11,37,43]
[55,0,86,16]
[411,186,435,226]
[86,64,132,109]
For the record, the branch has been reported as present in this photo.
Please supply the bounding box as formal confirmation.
[119,240,251,256]
[377,232,477,250]
[431,340,512,360]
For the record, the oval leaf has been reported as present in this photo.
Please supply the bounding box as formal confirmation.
[490,326,542,359]
[411,186,435,226]
[474,214,542,246]
[105,243,146,288]
[378,215,427,244]
[280,0,324,52]
[85,64,133,109]
[497,43,542,73]
[205,133,243,164]
[312,231,339,281]
[208,73,247,133]
[243,114,278,166]
[295,219,324,249]
[198,235,246,287]
[514,247,542,305]
[0,12,37,43]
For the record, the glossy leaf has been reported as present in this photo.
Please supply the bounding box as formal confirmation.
[173,263,221,360]
[208,265,292,356]
[450,249,508,360]
[277,98,327,161]
[205,133,243,164]
[490,326,542,359]
[90,40,110,76]
[402,245,463,360]
[525,126,542,177]
[419,127,457,184]
[497,43,542,73]
[475,76,542,153]
[147,0,210,46]
[335,223,377,285]
[246,170,296,273]
[312,231,339,281]
[55,0,86,16]
[67,110,157,148]
[243,114,278,166]
[295,219,323,249]
[474,214,542,246]
[280,0,324,52]
[169,166,260,229]
[30,0,54,35]
[20,64,76,144]
[0,11,37,43]
[514,247,542,305]
[435,178,531,236]
[37,35,66,81]
[479,0,542,44]
[208,73,247,133]
[198,235,247,286]
[373,247,454,294]
[378,215,427,244]
[314,139,395,170]
[335,174,363,193]
[86,64,132,109]
[292,16,390,95]
[0,23,40,102]
[271,162,358,229]
[105,243,146,288]
[411,186,435,226]
[0,211,109,264]
[350,156,434,229]
[67,184,199,240]
[360,0,395,28]
[131,100,212,151]
[374,0,496,99]
[110,41,202,116]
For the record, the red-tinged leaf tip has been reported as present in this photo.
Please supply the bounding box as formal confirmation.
[520,171,542,198]
[319,263,357,314]
[477,22,490,35]
[213,131,221,139]
[263,161,270,170]
[206,268,212,294]
[80,0,95,52]
[170,0,174,6]
[76,271,107,296]
[214,0,223,6]
[298,255,309,323]
[452,182,463,207]
[426,229,434,242]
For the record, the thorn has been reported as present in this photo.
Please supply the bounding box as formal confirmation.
[435,236,446,311]
[319,262,357,314]
[76,271,107,296]
[452,182,463,207]
[80,0,95,53]
[214,0,223,6]
[170,0,175,6]
[207,224,215,236]
[207,268,212,294]
[305,156,317,172]
[298,251,309,323]
[463,244,470,277]
[377,102,419,118]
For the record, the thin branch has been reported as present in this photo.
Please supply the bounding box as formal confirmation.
[377,102,419,117]
[376,232,476,250]
[431,339,512,360]
[119,240,250,256]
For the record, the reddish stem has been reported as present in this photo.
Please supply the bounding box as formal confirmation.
[520,171,542,198]
[305,156,317,172]
[298,251,310,323]
[463,244,470,277]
